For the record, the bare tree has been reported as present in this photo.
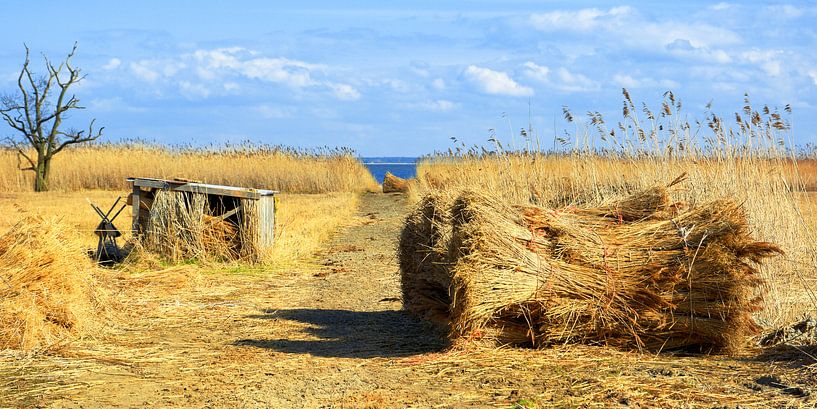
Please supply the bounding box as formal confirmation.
[1,43,103,191]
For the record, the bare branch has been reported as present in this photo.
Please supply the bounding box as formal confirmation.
[16,44,37,139]
[15,147,36,171]
[51,118,103,156]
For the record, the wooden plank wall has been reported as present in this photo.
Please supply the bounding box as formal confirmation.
[257,195,276,249]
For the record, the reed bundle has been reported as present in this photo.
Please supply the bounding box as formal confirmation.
[398,193,454,324]
[400,187,782,353]
[0,216,104,351]
[143,190,261,262]
[383,172,409,193]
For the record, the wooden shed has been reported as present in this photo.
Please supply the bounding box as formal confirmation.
[127,177,277,262]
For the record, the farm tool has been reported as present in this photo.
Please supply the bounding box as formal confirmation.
[88,197,127,264]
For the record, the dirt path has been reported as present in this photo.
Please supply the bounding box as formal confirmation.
[5,192,816,408]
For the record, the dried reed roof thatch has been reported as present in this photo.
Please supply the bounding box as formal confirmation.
[400,186,782,353]
[383,172,409,193]
[0,216,105,351]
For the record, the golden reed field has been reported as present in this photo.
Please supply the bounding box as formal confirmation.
[0,144,375,270]
[0,143,379,193]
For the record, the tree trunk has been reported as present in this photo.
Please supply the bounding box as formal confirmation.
[34,152,51,192]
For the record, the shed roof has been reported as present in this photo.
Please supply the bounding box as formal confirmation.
[127,177,278,200]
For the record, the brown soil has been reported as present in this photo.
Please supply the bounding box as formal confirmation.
[2,192,816,408]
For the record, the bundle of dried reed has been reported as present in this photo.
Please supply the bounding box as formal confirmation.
[145,190,207,261]
[400,187,782,353]
[398,193,455,324]
[142,190,263,262]
[0,216,104,351]
[383,172,409,193]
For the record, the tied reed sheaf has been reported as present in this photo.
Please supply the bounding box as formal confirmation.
[0,142,378,193]
[400,185,782,353]
[409,91,817,327]
[0,215,105,351]
[143,190,264,263]
[382,171,409,193]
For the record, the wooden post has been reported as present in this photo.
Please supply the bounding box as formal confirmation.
[131,185,141,235]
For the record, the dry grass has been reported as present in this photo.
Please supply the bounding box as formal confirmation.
[0,216,106,351]
[0,190,129,249]
[795,159,817,192]
[409,92,817,328]
[397,344,814,407]
[0,190,812,408]
[0,143,378,193]
[0,191,361,272]
[265,192,360,270]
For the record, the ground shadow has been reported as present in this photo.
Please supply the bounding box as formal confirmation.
[233,308,448,359]
[752,344,817,369]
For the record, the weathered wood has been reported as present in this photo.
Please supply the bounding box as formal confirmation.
[257,195,276,249]
[131,185,141,234]
[209,205,242,222]
[127,177,277,261]
[127,177,277,200]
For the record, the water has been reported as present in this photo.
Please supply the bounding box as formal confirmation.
[362,157,417,183]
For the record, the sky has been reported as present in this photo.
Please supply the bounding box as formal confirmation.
[0,1,815,156]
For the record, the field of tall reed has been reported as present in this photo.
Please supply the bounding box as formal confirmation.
[0,143,378,193]
[409,91,817,327]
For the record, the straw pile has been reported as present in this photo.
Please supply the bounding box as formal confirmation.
[143,190,260,262]
[383,172,409,193]
[0,216,104,351]
[399,193,455,324]
[399,187,782,353]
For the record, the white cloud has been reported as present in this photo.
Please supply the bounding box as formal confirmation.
[523,62,598,93]
[179,81,211,99]
[241,58,316,87]
[666,39,732,64]
[709,2,732,11]
[129,62,160,82]
[255,105,294,119]
[612,74,679,89]
[808,70,817,85]
[522,62,550,81]
[326,83,361,101]
[431,78,446,90]
[742,49,783,76]
[530,6,632,31]
[555,68,599,92]
[766,5,804,18]
[400,99,460,112]
[192,48,320,87]
[426,99,456,111]
[386,79,410,93]
[410,61,431,77]
[129,59,185,82]
[612,74,641,88]
[464,65,533,97]
[403,99,458,112]
[123,47,358,101]
[102,58,121,70]
[88,96,145,112]
[530,6,740,50]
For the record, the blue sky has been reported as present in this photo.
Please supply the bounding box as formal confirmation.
[1,1,815,156]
